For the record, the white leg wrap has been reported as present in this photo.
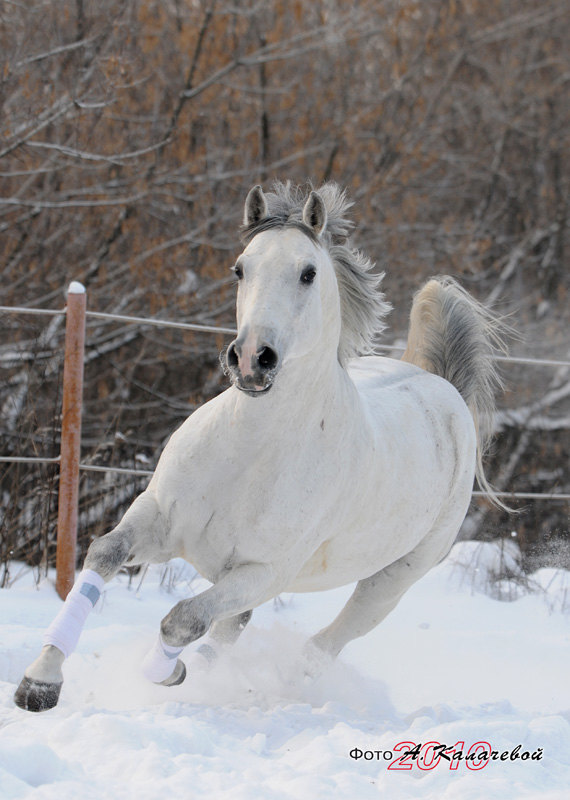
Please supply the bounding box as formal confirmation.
[142,635,184,684]
[43,569,105,659]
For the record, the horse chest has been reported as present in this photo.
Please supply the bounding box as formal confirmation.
[160,421,345,580]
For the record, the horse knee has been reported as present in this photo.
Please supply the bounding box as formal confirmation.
[85,491,166,578]
[84,527,133,579]
[160,599,212,648]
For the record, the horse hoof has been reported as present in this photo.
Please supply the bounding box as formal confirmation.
[300,639,334,681]
[160,658,186,687]
[14,676,62,712]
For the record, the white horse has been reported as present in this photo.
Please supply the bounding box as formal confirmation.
[15,182,507,712]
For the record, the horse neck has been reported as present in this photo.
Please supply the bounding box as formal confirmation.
[229,341,359,438]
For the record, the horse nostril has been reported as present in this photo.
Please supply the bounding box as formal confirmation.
[257,346,278,372]
[227,342,239,369]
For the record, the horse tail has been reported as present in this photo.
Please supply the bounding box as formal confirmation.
[401,276,510,509]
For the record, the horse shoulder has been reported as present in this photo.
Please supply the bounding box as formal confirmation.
[151,389,234,475]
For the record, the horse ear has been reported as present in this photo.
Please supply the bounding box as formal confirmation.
[302,191,328,236]
[244,185,268,227]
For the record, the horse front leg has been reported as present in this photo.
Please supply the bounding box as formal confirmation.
[14,491,166,712]
[141,563,273,686]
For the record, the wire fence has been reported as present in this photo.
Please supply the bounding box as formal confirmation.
[3,303,570,368]
[1,454,569,501]
[1,299,569,506]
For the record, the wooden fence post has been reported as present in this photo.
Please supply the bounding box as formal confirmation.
[55,282,86,600]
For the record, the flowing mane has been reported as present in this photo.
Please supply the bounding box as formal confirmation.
[241,181,391,365]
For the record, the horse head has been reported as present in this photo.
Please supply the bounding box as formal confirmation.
[224,185,341,397]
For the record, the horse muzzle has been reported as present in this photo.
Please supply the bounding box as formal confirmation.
[225,339,279,396]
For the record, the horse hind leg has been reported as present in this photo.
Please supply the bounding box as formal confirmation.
[209,610,253,646]
[14,490,168,712]
[188,610,253,667]
[304,534,453,676]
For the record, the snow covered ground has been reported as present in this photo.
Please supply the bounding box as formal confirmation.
[0,540,568,800]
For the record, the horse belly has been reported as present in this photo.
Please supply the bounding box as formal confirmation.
[288,410,475,592]
[287,521,414,593]
[287,490,461,593]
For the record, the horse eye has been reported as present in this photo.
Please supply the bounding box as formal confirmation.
[233,263,244,280]
[300,266,317,285]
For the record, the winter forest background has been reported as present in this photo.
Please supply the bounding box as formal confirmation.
[1,0,568,584]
